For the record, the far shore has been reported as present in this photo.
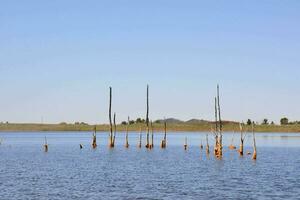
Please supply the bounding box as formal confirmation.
[0,123,300,133]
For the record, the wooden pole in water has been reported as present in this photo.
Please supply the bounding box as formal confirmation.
[145,85,150,148]
[138,126,142,148]
[92,126,97,149]
[252,123,257,160]
[125,116,129,148]
[44,136,48,152]
[108,87,114,148]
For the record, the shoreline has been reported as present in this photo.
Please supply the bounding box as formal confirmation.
[0,123,300,133]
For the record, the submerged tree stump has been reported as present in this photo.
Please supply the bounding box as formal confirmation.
[239,143,244,156]
[125,116,130,148]
[184,137,188,150]
[44,137,48,152]
[161,120,167,149]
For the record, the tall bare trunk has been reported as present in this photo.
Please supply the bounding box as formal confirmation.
[145,85,150,148]
[239,124,244,156]
[217,85,223,157]
[214,97,219,156]
[109,87,114,148]
[252,123,257,160]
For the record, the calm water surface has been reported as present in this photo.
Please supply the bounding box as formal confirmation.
[0,132,300,200]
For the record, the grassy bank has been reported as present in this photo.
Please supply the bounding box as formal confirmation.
[0,123,300,133]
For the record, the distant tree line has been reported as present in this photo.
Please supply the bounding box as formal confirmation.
[280,117,300,125]
[121,118,147,125]
[245,117,300,126]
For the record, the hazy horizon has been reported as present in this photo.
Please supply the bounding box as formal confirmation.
[1,1,300,124]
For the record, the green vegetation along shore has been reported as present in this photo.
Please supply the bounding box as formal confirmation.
[1,122,300,133]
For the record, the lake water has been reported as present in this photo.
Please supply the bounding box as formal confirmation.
[0,132,300,200]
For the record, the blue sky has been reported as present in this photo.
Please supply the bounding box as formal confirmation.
[0,0,300,124]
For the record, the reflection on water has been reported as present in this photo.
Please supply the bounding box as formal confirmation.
[0,132,299,199]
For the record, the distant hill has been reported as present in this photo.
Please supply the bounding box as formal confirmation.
[155,118,184,124]
[185,119,210,124]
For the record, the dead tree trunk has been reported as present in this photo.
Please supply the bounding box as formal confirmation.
[252,123,257,160]
[125,116,129,148]
[108,87,114,148]
[145,85,150,148]
[239,123,245,156]
[113,113,116,146]
[92,126,97,149]
[150,121,154,149]
[138,126,142,148]
[161,120,167,148]
[214,97,219,156]
[217,85,223,157]
[206,134,210,154]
